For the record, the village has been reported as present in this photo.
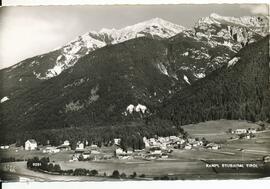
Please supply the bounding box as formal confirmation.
[0,126,262,163]
[16,135,217,162]
[1,120,270,181]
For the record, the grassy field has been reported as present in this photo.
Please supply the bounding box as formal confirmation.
[182,119,261,142]
[0,161,118,182]
[181,120,270,160]
[0,148,74,162]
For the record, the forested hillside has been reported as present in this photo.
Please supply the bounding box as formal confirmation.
[158,36,270,126]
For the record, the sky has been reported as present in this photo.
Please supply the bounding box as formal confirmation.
[0,4,268,69]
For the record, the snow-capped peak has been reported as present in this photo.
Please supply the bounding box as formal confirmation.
[98,17,186,43]
[197,13,269,31]
[40,18,186,80]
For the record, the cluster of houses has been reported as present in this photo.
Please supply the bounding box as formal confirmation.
[42,140,71,153]
[24,139,71,153]
[20,134,220,161]
[71,142,102,161]
[231,128,257,139]
[113,135,221,160]
[143,136,208,150]
[144,136,221,151]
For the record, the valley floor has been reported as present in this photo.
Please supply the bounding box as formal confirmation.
[1,120,270,181]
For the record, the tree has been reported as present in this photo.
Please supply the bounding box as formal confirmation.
[120,173,127,179]
[228,128,232,134]
[139,174,145,178]
[78,155,84,161]
[111,170,120,178]
[130,172,137,178]
[90,169,98,176]
[54,164,61,172]
[47,163,54,172]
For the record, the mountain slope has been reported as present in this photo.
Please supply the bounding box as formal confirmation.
[0,18,186,101]
[1,15,268,103]
[158,35,270,126]
[0,15,269,146]
[0,29,241,132]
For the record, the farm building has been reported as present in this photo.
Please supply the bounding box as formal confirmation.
[42,146,60,153]
[115,148,125,155]
[233,129,247,134]
[206,143,220,150]
[114,138,121,145]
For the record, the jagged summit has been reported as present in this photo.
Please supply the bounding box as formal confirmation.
[40,18,187,79]
[99,17,185,33]
[196,13,269,34]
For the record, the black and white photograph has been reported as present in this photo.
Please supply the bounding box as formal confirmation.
[0,1,269,186]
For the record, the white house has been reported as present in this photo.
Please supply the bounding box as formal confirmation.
[91,150,100,154]
[184,144,192,150]
[248,128,257,134]
[25,139,37,150]
[43,146,60,153]
[233,129,247,135]
[115,148,125,155]
[82,151,91,159]
[206,143,220,150]
[143,137,150,148]
[63,140,70,146]
[114,138,121,145]
[76,142,84,150]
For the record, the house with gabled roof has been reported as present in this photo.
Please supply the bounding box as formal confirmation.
[25,139,37,150]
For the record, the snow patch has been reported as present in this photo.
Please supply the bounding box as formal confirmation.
[194,73,206,79]
[223,41,234,49]
[126,104,135,113]
[126,104,147,114]
[135,104,147,114]
[86,86,99,105]
[179,66,190,71]
[64,78,86,88]
[157,63,169,76]
[0,96,9,103]
[227,57,240,67]
[182,52,189,56]
[183,75,191,85]
[65,101,84,112]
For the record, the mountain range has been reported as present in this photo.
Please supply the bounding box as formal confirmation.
[0,13,269,145]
